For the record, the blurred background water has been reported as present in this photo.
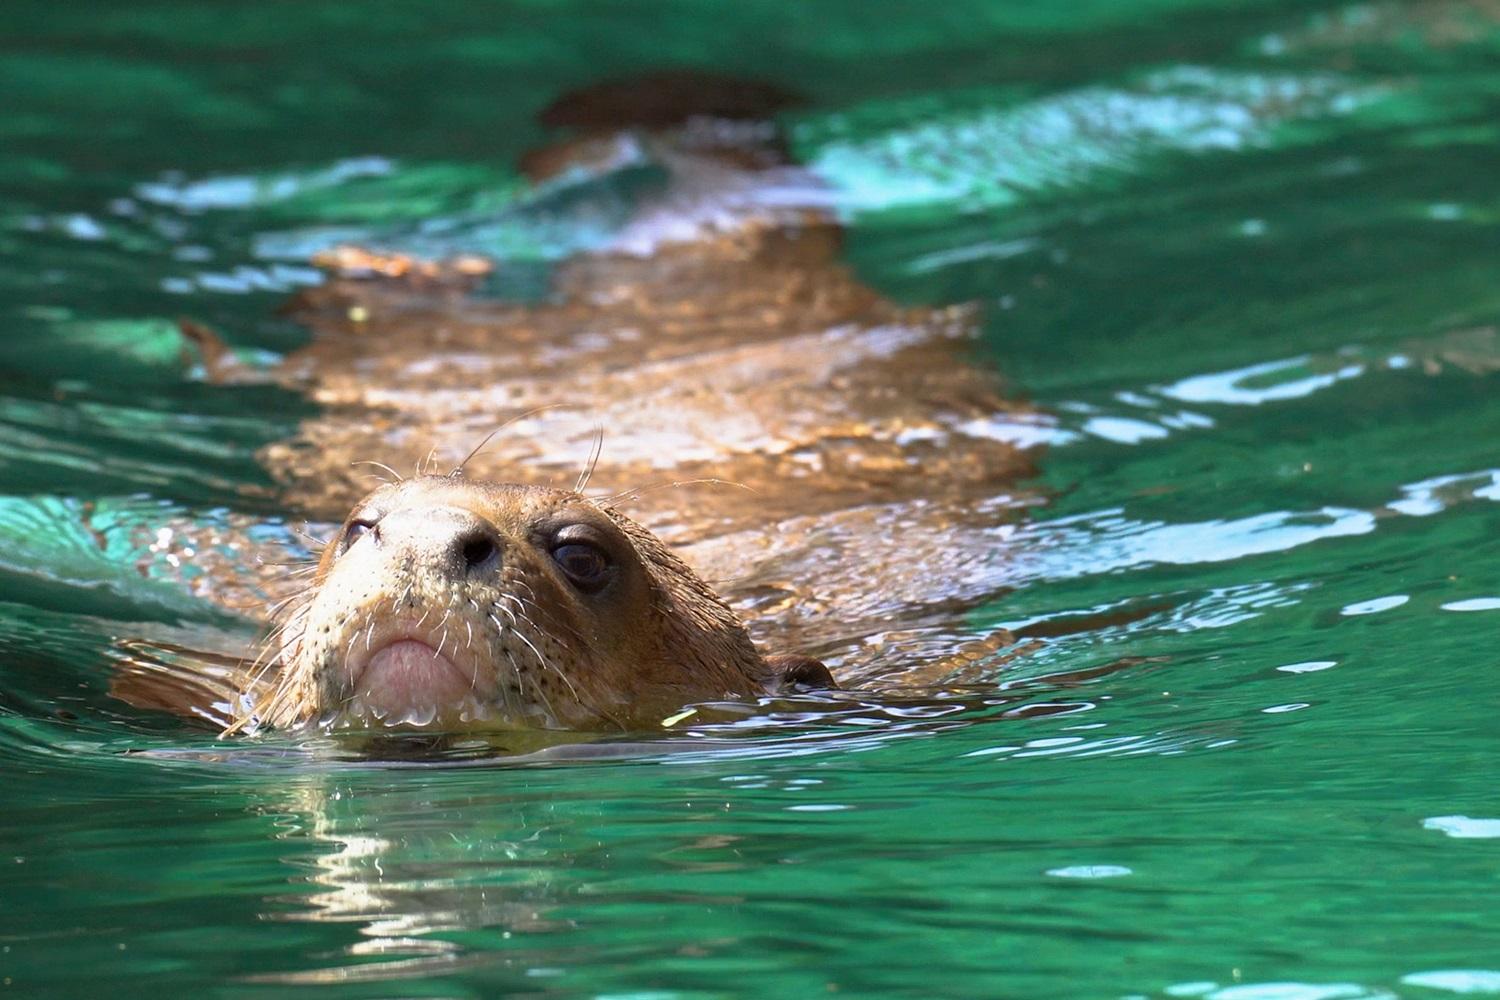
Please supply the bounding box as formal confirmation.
[4,1,1500,996]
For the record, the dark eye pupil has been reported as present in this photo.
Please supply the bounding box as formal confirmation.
[552,543,609,590]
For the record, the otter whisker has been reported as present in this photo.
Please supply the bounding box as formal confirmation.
[243,641,288,691]
[219,714,254,738]
[265,591,310,624]
[507,591,593,651]
[290,524,333,552]
[594,477,756,509]
[489,612,517,709]
[574,426,605,494]
[505,578,553,620]
[239,602,309,703]
[237,594,328,734]
[505,617,563,695]
[502,648,537,722]
[452,403,572,477]
[499,602,589,715]
[254,558,320,570]
[243,635,290,690]
[254,617,303,662]
[508,578,538,602]
[521,648,561,727]
[252,666,301,732]
[222,628,298,736]
[351,460,404,484]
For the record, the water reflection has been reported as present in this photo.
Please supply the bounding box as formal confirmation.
[230,661,1168,985]
[250,773,557,984]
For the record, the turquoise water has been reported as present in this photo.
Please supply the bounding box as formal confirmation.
[5,2,1500,996]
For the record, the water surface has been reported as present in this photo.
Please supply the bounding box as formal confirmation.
[4,1,1500,997]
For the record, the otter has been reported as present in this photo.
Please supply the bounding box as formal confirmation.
[115,72,1045,734]
[234,473,830,734]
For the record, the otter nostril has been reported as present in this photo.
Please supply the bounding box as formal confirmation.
[458,532,500,573]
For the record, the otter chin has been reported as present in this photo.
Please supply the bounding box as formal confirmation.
[238,473,830,734]
[345,634,498,727]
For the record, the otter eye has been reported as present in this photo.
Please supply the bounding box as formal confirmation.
[551,542,611,593]
[341,517,378,553]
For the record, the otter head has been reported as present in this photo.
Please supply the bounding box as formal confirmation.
[246,475,828,733]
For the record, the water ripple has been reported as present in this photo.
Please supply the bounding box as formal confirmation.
[1402,970,1500,994]
[134,158,396,212]
[1161,355,1366,406]
[803,67,1378,215]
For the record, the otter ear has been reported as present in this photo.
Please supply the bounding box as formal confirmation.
[765,654,836,692]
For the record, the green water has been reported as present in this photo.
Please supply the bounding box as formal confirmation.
[5,2,1500,996]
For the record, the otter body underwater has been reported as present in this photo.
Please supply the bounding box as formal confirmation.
[114,72,1046,736]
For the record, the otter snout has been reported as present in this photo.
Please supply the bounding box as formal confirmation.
[373,505,504,579]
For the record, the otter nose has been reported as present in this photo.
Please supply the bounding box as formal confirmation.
[380,506,504,577]
[454,525,501,574]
